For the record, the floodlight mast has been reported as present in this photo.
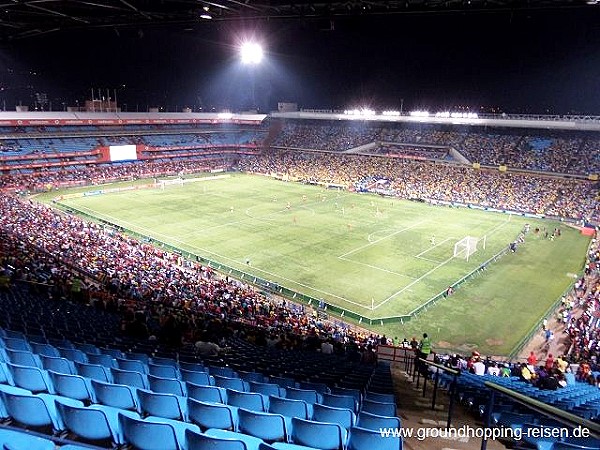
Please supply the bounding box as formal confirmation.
[240,42,263,65]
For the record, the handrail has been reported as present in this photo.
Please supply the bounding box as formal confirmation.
[484,381,600,438]
[419,358,460,376]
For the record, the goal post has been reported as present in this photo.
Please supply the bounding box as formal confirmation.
[453,236,484,261]
[155,177,184,190]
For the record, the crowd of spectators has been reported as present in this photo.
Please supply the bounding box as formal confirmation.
[273,121,600,175]
[0,195,384,353]
[563,238,600,367]
[237,150,599,222]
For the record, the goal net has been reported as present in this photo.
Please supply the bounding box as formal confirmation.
[155,178,184,190]
[453,236,486,261]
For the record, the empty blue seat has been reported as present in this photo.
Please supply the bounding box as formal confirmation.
[270,377,296,390]
[40,355,76,375]
[0,428,55,450]
[30,343,60,358]
[56,400,139,445]
[361,400,395,417]
[287,388,322,405]
[152,357,178,367]
[209,366,237,378]
[6,349,42,369]
[291,417,346,450]
[322,393,358,413]
[364,392,394,404]
[75,361,113,383]
[188,383,227,404]
[117,357,149,374]
[313,403,355,429]
[0,385,31,419]
[149,374,187,396]
[356,411,401,431]
[7,364,54,393]
[227,389,268,412]
[182,369,215,386]
[119,413,199,450]
[250,381,286,398]
[330,388,361,405]
[112,367,149,390]
[126,352,151,365]
[2,338,31,352]
[91,379,139,411]
[215,375,249,392]
[150,363,180,379]
[188,398,238,431]
[1,390,82,432]
[238,408,288,443]
[58,348,89,364]
[86,353,118,369]
[204,429,264,450]
[48,371,95,402]
[268,396,311,420]
[75,343,101,355]
[100,348,125,360]
[347,426,402,450]
[271,443,319,450]
[186,429,248,450]
[138,389,186,421]
[240,372,267,383]
[179,361,206,372]
[299,382,329,395]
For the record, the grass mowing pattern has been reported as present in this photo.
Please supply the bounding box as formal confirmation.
[57,174,590,354]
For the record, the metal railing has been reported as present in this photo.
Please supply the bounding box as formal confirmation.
[415,358,461,428]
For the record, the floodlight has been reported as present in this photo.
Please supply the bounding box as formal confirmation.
[240,42,263,65]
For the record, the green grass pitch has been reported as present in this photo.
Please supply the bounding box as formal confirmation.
[55,173,590,355]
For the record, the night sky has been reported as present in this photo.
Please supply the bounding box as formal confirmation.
[1,6,599,114]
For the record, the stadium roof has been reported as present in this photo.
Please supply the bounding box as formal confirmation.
[1,0,597,41]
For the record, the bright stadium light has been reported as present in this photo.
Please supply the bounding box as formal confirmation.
[240,42,264,65]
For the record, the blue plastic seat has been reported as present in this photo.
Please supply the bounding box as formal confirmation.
[361,400,395,417]
[227,389,268,412]
[40,355,76,375]
[149,374,187,396]
[119,413,199,450]
[0,428,55,450]
[313,404,355,429]
[271,443,319,450]
[2,338,31,352]
[152,357,178,368]
[0,362,12,386]
[179,361,206,373]
[75,343,100,355]
[268,396,311,420]
[238,408,288,443]
[240,372,267,383]
[182,369,215,386]
[250,381,286,398]
[86,353,118,369]
[75,361,113,383]
[0,385,31,419]
[186,429,248,450]
[270,377,296,390]
[126,352,151,365]
[117,357,149,374]
[30,343,61,358]
[204,428,264,450]
[347,426,402,450]
[287,388,322,405]
[330,388,361,405]
[364,392,394,404]
[356,411,401,431]
[322,393,358,413]
[138,389,187,421]
[112,367,149,389]
[56,400,140,445]
[6,349,42,369]
[209,366,237,378]
[291,417,347,450]
[58,348,89,364]
[299,382,330,395]
[188,383,227,404]
[7,364,54,393]
[150,363,181,379]
[48,371,95,402]
[100,347,125,360]
[215,375,249,392]
[0,390,83,432]
[91,379,140,412]
[188,398,238,431]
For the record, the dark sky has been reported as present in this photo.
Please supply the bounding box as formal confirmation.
[1,6,600,114]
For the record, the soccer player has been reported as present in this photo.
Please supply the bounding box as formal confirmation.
[430,235,436,246]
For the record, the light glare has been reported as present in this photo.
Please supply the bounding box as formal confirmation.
[241,42,263,65]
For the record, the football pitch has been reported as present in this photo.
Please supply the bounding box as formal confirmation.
[55,173,590,354]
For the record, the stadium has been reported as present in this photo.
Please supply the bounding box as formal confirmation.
[0,1,599,450]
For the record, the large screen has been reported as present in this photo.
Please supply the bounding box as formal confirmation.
[108,145,138,162]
